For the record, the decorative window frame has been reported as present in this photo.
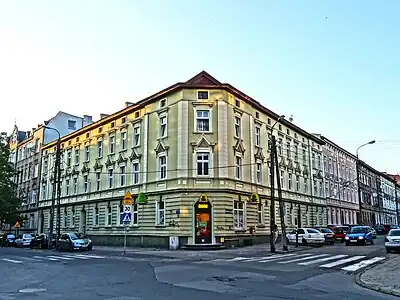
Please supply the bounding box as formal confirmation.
[233,198,245,231]
[193,148,213,178]
[120,130,128,151]
[158,110,168,139]
[109,135,116,155]
[255,160,263,184]
[155,196,165,226]
[157,153,167,181]
[132,160,140,185]
[193,104,213,133]
[196,90,209,100]
[106,202,112,226]
[97,139,103,159]
[234,154,243,180]
[132,123,141,148]
[93,205,99,227]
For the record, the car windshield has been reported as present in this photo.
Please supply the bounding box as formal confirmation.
[306,229,320,234]
[350,227,369,233]
[23,234,32,238]
[69,233,87,240]
[389,230,400,236]
[7,234,15,239]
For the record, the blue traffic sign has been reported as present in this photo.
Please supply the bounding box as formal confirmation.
[120,212,132,224]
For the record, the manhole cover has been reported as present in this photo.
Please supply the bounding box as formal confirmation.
[19,288,47,293]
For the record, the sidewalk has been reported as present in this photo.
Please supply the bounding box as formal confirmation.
[94,242,312,260]
[356,255,400,297]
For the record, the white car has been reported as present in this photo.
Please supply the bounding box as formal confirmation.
[286,227,325,246]
[385,229,400,253]
[15,233,33,248]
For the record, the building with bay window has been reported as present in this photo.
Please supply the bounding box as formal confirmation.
[38,71,326,248]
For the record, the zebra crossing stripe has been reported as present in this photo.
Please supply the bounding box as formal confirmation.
[319,255,366,268]
[20,257,42,262]
[228,257,250,261]
[33,256,58,261]
[238,256,275,262]
[278,254,330,264]
[341,257,386,272]
[298,254,348,266]
[258,253,299,262]
[62,255,90,260]
[47,255,74,260]
[74,254,105,259]
[1,258,23,264]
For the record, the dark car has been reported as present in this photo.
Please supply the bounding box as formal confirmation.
[58,232,93,252]
[30,233,56,249]
[2,233,16,247]
[315,227,336,245]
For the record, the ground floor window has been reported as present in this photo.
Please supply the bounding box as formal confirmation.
[233,200,244,229]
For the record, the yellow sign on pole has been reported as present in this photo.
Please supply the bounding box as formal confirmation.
[14,221,20,228]
[122,191,133,205]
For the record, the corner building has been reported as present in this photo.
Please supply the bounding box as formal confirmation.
[38,71,326,248]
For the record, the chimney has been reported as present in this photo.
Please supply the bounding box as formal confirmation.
[100,113,109,119]
[125,101,134,107]
[83,115,93,126]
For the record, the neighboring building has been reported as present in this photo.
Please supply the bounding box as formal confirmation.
[357,161,382,226]
[39,71,326,248]
[385,173,400,224]
[8,112,93,233]
[314,135,358,225]
[380,173,398,225]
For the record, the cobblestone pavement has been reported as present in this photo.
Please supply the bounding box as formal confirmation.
[356,254,400,297]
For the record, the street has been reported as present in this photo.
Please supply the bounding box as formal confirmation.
[0,236,398,300]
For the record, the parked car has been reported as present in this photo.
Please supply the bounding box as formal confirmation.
[369,227,377,239]
[385,229,400,253]
[15,233,33,248]
[286,228,325,246]
[2,233,16,247]
[58,232,93,252]
[315,227,335,245]
[30,233,56,249]
[375,225,391,235]
[327,225,345,242]
[345,226,374,246]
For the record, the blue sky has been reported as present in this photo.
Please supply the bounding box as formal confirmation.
[0,1,399,173]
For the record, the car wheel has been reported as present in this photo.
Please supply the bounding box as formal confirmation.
[386,247,391,253]
[302,238,308,246]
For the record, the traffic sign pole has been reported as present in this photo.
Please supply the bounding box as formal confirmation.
[141,204,144,247]
[123,224,127,256]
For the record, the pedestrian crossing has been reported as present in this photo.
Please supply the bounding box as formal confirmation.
[194,252,387,273]
[0,253,106,264]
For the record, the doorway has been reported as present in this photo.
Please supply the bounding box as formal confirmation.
[39,212,44,233]
[79,209,86,233]
[194,200,212,244]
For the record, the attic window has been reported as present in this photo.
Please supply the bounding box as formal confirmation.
[98,127,102,133]
[160,98,167,108]
[197,91,209,100]
[255,112,259,119]
[294,133,298,139]
[86,133,90,138]
[278,124,282,131]
[286,129,290,135]
[121,117,126,124]
[235,99,240,107]
[76,137,79,142]
[135,111,140,118]
[302,138,305,143]
[68,141,72,146]
[267,118,271,125]
[110,122,115,128]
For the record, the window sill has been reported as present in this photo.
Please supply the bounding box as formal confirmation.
[192,131,212,134]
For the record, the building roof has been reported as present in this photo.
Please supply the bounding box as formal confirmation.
[314,134,357,159]
[42,70,324,149]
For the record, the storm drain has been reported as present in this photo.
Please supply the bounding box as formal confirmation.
[19,288,47,293]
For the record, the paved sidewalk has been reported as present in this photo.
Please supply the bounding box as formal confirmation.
[94,242,312,260]
[356,255,400,297]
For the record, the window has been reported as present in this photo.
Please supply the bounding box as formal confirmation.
[66,150,71,166]
[68,120,76,130]
[83,175,88,193]
[303,148,307,165]
[73,177,78,194]
[156,198,165,226]
[63,210,67,228]
[132,204,138,225]
[97,140,103,158]
[286,142,291,159]
[256,163,262,183]
[288,173,292,190]
[108,169,113,188]
[296,175,300,192]
[132,162,140,184]
[196,152,209,176]
[159,155,167,179]
[255,127,261,146]
[278,139,283,155]
[106,205,112,226]
[121,132,127,150]
[159,116,167,138]
[96,172,101,191]
[120,166,126,186]
[65,179,70,196]
[319,180,323,197]
[31,190,37,204]
[160,98,167,107]
[280,170,284,188]
[133,126,140,147]
[313,179,318,196]
[257,202,263,224]
[235,156,242,179]
[109,136,115,154]
[196,110,210,132]
[93,207,99,226]
[197,91,208,99]
[85,145,90,161]
[234,116,241,138]
[234,201,244,229]
[71,208,75,227]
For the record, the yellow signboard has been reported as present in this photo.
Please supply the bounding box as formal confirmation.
[14,221,20,228]
[122,191,133,205]
[199,193,209,202]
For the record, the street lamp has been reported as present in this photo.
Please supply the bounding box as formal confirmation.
[269,115,285,253]
[44,126,61,250]
[355,140,375,225]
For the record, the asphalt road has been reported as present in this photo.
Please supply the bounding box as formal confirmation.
[0,235,397,300]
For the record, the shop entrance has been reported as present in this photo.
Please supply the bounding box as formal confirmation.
[194,195,212,244]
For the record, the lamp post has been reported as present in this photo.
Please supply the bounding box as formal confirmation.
[355,140,375,225]
[44,126,61,250]
[269,115,285,253]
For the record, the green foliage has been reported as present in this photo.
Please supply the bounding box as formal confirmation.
[0,135,21,227]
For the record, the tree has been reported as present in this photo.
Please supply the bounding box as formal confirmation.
[0,134,21,228]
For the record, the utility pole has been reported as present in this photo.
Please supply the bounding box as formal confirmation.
[273,135,288,251]
[55,140,62,250]
[269,136,276,253]
[48,148,58,249]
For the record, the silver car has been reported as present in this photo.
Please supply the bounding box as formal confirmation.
[15,234,33,248]
[385,229,400,253]
[58,232,93,252]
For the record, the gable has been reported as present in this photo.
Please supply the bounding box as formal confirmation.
[233,139,246,154]
[185,71,221,86]
[154,141,169,154]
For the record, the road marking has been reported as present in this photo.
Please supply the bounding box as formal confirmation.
[258,253,299,262]
[74,254,105,259]
[20,257,42,262]
[239,256,274,262]
[341,257,386,272]
[47,255,74,260]
[1,258,23,264]
[33,256,58,261]
[228,257,250,261]
[278,254,330,264]
[62,255,90,260]
[319,256,366,268]
[298,254,348,265]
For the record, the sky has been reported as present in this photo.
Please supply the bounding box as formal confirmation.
[0,1,399,173]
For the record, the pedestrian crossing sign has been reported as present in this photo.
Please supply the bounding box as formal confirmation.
[14,222,20,228]
[120,212,132,223]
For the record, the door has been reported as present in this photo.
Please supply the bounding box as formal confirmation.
[79,209,87,233]
[194,201,212,244]
[39,213,44,234]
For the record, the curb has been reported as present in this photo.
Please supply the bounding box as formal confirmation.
[355,272,400,297]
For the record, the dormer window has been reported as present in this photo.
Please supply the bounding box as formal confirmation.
[197,91,209,100]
